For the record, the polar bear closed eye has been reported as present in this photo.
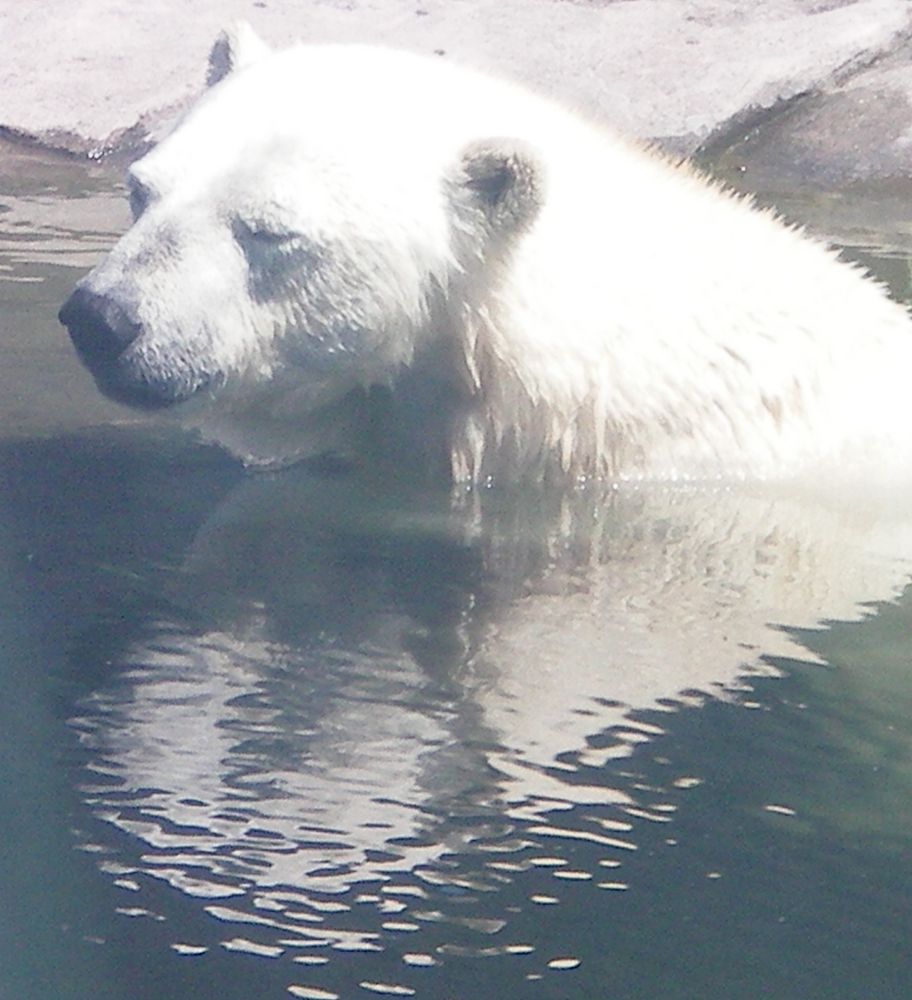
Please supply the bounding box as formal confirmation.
[60,22,912,484]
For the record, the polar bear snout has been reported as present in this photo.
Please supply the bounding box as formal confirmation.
[59,287,170,410]
[60,286,142,363]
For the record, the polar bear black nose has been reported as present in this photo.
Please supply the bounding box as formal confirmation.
[59,287,142,366]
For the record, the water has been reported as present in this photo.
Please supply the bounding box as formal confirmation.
[2,139,912,1000]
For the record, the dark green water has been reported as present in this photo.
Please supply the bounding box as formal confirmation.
[1,141,911,1000]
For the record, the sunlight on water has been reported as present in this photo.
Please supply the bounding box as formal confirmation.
[0,141,128,271]
[0,140,136,437]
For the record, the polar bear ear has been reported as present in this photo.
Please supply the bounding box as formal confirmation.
[458,138,543,239]
[207,21,271,87]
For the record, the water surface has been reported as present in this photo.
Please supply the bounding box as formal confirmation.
[2,140,911,1000]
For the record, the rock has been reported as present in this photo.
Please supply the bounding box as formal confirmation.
[1,0,911,180]
[709,46,912,188]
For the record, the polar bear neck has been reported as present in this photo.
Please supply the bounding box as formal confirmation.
[439,146,912,486]
[446,277,912,486]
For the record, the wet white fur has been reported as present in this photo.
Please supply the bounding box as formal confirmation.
[81,24,912,483]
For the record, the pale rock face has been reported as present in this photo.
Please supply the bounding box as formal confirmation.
[60,23,912,485]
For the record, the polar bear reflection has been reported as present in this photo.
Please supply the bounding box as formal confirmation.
[73,473,912,921]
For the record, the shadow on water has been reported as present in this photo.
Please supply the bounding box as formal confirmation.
[2,141,912,1000]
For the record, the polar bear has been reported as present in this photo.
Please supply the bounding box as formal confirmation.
[60,23,912,484]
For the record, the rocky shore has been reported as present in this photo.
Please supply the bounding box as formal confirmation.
[2,0,912,187]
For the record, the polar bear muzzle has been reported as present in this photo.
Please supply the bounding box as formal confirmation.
[60,286,194,409]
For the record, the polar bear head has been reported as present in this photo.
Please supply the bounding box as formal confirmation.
[60,25,543,467]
